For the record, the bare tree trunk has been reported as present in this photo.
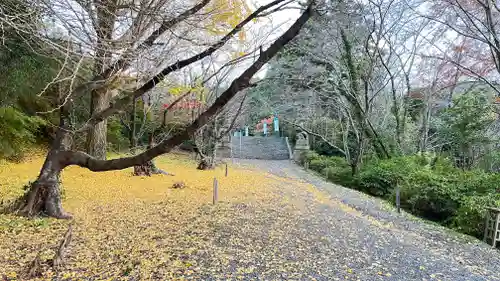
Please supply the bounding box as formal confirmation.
[197,121,220,170]
[350,138,365,176]
[16,96,74,218]
[133,134,160,176]
[339,28,390,159]
[19,153,70,218]
[133,159,158,176]
[130,96,137,149]
[419,93,431,152]
[86,88,111,159]
[85,3,116,160]
[18,116,72,218]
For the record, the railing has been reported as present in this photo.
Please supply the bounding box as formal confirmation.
[484,207,500,248]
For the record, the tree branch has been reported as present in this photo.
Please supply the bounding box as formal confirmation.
[282,119,346,156]
[60,2,315,172]
[77,0,290,132]
[216,93,247,141]
[101,0,213,79]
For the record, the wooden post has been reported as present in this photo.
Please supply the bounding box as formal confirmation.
[396,186,401,214]
[213,177,218,204]
[225,163,228,177]
[484,207,500,248]
[239,133,242,158]
[494,211,500,248]
[230,135,233,163]
[484,210,490,243]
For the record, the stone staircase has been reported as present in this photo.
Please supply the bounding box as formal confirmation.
[218,136,291,160]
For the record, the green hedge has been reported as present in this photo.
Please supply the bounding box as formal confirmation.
[299,152,500,239]
[0,106,45,160]
[453,194,500,237]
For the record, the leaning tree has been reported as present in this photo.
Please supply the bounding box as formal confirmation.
[3,0,315,219]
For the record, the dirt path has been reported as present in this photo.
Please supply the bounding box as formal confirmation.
[215,159,500,281]
[2,156,499,280]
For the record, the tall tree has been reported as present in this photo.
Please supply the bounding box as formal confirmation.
[2,0,314,219]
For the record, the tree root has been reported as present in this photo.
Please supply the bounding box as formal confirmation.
[25,251,42,278]
[5,181,73,219]
[52,224,73,268]
[133,160,174,176]
[22,224,73,278]
[197,158,215,170]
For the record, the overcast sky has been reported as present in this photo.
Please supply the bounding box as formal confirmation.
[242,0,302,78]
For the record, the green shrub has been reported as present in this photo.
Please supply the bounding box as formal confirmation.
[107,116,130,152]
[298,152,354,187]
[299,150,320,166]
[431,156,457,174]
[0,106,45,160]
[322,164,354,187]
[299,153,500,240]
[310,156,347,172]
[453,193,500,238]
[397,169,461,223]
[355,155,467,223]
[457,170,500,195]
[355,156,422,197]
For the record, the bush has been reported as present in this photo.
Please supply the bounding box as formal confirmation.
[354,156,423,197]
[397,169,461,223]
[0,106,45,160]
[322,165,354,187]
[310,156,347,172]
[298,151,354,187]
[107,116,130,152]
[298,153,500,240]
[457,170,500,195]
[299,150,320,166]
[432,156,458,174]
[453,193,500,238]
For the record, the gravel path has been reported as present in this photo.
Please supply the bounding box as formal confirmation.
[211,159,500,281]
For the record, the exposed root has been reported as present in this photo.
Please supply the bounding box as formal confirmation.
[172,181,186,189]
[25,251,42,278]
[8,180,73,219]
[52,224,73,268]
[197,158,215,170]
[0,181,43,217]
[133,160,174,176]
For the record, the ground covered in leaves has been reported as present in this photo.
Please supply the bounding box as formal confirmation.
[1,155,500,280]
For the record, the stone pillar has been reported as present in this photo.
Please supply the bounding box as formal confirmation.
[293,131,310,162]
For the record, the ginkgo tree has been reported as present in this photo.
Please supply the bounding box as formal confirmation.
[12,0,256,161]
[1,0,315,219]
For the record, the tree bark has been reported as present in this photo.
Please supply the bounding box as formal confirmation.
[132,134,168,176]
[86,88,111,160]
[85,2,116,160]
[16,96,74,218]
[18,150,71,219]
[133,160,160,176]
[16,3,314,218]
[339,28,390,159]
[130,96,137,149]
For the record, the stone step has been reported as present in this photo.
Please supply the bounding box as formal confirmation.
[219,136,290,160]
